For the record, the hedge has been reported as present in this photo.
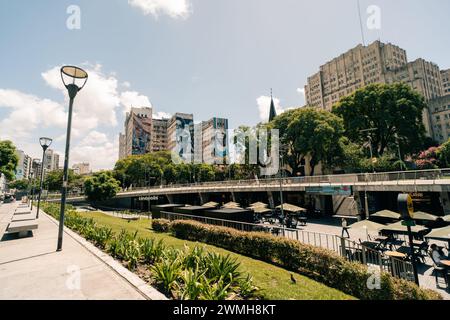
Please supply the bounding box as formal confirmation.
[151,219,171,233]
[157,219,441,300]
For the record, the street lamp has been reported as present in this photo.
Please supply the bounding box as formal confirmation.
[36,137,52,219]
[57,65,88,251]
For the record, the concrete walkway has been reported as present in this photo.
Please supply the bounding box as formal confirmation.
[0,202,147,300]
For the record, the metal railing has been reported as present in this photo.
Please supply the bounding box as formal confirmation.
[45,168,450,199]
[158,211,415,282]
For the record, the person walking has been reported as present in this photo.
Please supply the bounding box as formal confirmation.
[341,218,350,238]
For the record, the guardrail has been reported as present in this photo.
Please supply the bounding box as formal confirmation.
[44,168,450,198]
[158,211,415,282]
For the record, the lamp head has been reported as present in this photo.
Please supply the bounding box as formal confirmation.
[39,137,53,150]
[60,65,88,98]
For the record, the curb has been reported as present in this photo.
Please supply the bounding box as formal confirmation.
[42,211,168,300]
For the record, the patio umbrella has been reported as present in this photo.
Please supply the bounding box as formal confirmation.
[412,211,439,221]
[380,221,429,234]
[425,226,450,241]
[276,203,307,213]
[250,202,268,208]
[370,210,401,220]
[349,220,385,232]
[442,215,450,223]
[251,206,272,214]
[202,201,219,208]
[222,201,241,208]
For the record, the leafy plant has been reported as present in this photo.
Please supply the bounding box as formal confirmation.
[199,276,231,300]
[151,258,183,294]
[202,252,241,282]
[139,238,165,264]
[177,264,205,300]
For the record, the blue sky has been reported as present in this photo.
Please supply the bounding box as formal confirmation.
[1,0,449,170]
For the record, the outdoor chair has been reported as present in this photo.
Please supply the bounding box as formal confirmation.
[429,251,450,289]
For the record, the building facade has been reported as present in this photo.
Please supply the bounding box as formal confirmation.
[119,107,153,159]
[72,162,90,175]
[442,69,450,96]
[15,150,32,180]
[304,40,445,137]
[201,117,229,164]
[44,149,60,172]
[430,95,450,143]
[151,118,169,152]
[167,113,194,162]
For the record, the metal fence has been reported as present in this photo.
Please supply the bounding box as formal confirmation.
[159,211,415,282]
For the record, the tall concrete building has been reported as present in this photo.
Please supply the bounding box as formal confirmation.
[441,69,450,96]
[167,113,194,162]
[429,95,450,143]
[304,40,445,137]
[44,149,60,173]
[201,117,229,164]
[119,107,153,159]
[72,162,90,175]
[15,150,32,180]
[151,118,169,152]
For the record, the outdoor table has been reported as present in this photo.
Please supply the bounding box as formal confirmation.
[374,236,388,242]
[361,241,381,250]
[384,251,407,259]
[440,260,450,267]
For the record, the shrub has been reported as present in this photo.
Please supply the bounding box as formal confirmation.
[152,219,171,233]
[168,220,441,300]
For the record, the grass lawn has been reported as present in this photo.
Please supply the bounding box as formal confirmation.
[81,211,355,300]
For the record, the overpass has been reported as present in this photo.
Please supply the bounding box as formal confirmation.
[47,169,450,216]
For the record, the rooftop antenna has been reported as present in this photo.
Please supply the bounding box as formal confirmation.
[357,0,366,46]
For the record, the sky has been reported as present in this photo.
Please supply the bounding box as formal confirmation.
[0,0,449,171]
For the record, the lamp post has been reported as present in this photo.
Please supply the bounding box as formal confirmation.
[57,66,88,251]
[36,137,52,219]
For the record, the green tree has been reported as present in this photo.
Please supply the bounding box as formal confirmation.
[44,169,81,191]
[332,83,427,157]
[270,107,344,176]
[8,179,30,190]
[437,139,450,168]
[0,140,19,180]
[84,171,121,201]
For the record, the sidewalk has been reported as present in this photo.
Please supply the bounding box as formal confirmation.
[0,202,148,300]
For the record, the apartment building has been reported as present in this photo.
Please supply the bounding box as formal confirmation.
[15,150,32,180]
[72,162,90,175]
[118,107,153,159]
[201,117,229,164]
[305,41,407,110]
[44,149,60,172]
[442,69,450,96]
[151,118,169,152]
[167,113,194,162]
[305,40,446,138]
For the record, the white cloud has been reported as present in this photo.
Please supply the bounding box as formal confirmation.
[71,134,119,171]
[79,130,109,147]
[0,89,67,139]
[128,0,192,19]
[42,64,120,134]
[257,95,286,122]
[1,63,158,171]
[120,90,152,114]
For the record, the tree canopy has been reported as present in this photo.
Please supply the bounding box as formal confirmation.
[270,107,344,176]
[332,83,427,157]
[0,140,19,180]
[84,171,121,201]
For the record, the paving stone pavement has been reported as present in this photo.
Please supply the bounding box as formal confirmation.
[0,202,156,300]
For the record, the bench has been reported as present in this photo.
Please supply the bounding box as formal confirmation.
[12,213,36,222]
[7,220,38,237]
[15,207,32,215]
[18,203,30,208]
